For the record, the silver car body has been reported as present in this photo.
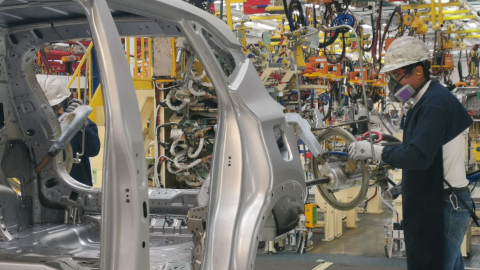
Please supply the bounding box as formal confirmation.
[0,0,306,269]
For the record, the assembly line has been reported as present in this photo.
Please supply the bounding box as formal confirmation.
[0,0,478,269]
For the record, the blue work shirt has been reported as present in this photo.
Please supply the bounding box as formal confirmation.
[69,119,100,186]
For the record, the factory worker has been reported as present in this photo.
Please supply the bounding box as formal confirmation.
[41,77,100,186]
[349,37,473,270]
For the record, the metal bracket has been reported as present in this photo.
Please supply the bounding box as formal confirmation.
[285,113,324,157]
[187,206,207,238]
[0,213,13,241]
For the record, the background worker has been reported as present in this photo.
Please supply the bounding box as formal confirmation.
[349,37,473,270]
[41,77,100,187]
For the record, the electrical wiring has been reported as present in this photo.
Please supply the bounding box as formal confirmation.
[431,31,445,76]
[325,32,347,64]
[370,0,383,73]
[373,5,403,74]
[283,0,307,31]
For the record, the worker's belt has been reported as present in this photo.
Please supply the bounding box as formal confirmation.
[444,179,479,227]
[443,186,469,196]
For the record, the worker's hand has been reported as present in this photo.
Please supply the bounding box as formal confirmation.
[66,99,83,113]
[455,82,468,87]
[348,141,384,162]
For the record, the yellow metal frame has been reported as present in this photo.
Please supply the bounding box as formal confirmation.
[67,42,94,99]
[248,14,286,20]
[88,85,103,123]
[455,34,480,40]
[455,29,480,34]
[416,9,470,16]
[155,79,175,83]
[401,1,460,10]
[423,14,475,22]
[265,6,284,12]
[305,203,317,229]
[171,38,176,78]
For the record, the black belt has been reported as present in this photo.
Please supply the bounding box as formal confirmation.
[443,179,479,227]
[443,186,469,196]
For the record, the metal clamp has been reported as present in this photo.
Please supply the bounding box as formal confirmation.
[450,193,460,211]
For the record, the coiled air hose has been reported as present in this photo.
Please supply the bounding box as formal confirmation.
[283,0,307,31]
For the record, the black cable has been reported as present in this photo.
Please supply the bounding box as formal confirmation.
[283,0,295,32]
[313,3,317,28]
[322,87,334,121]
[458,50,464,82]
[360,14,376,52]
[325,32,346,64]
[319,29,340,48]
[285,0,306,30]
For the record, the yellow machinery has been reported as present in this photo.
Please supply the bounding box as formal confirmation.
[304,203,318,229]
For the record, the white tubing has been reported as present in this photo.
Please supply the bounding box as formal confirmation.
[167,160,180,174]
[175,87,191,100]
[195,171,205,183]
[199,81,213,88]
[165,88,188,111]
[188,137,204,158]
[380,192,399,222]
[174,152,202,170]
[170,139,185,156]
[188,79,206,97]
[186,180,202,187]
[173,150,187,169]
[191,69,207,81]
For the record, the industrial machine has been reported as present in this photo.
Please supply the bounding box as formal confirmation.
[0,0,478,269]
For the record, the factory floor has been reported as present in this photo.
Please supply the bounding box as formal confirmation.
[255,207,480,270]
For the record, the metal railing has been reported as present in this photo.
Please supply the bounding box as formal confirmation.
[66,37,154,105]
[66,42,94,102]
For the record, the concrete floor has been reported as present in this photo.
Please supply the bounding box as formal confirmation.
[310,209,393,257]
[256,207,480,270]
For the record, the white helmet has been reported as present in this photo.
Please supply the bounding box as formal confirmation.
[39,77,71,106]
[380,36,432,74]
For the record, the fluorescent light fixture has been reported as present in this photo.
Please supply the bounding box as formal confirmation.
[255,23,275,30]
[362,25,372,29]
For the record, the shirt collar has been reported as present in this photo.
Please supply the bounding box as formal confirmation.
[411,80,431,108]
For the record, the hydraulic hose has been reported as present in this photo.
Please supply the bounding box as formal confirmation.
[290,0,307,28]
[431,32,445,76]
[283,0,306,31]
[380,134,401,143]
[325,32,347,64]
[375,6,403,74]
[458,51,464,81]
[371,1,383,73]
[360,14,376,52]
[318,23,375,158]
[318,30,340,48]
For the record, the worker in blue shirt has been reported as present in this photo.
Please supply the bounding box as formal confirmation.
[349,37,473,270]
[41,77,100,187]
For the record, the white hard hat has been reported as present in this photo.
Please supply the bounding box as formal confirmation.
[380,36,432,74]
[39,77,71,106]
